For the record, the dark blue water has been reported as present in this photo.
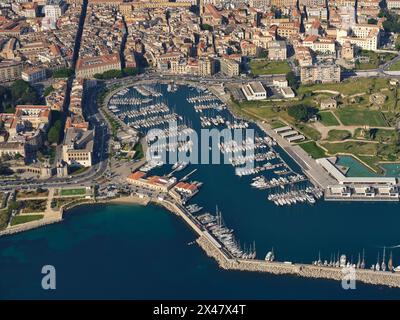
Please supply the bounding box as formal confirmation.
[0,204,399,300]
[1,84,400,299]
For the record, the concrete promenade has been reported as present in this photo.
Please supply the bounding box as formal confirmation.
[257,122,336,189]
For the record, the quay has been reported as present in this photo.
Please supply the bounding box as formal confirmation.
[257,122,336,189]
[196,235,400,289]
[144,194,400,288]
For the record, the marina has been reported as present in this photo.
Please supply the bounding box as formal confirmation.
[102,82,400,290]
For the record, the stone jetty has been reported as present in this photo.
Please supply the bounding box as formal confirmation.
[196,236,400,288]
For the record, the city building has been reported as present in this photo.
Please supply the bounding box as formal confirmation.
[44,0,67,21]
[300,63,341,84]
[220,58,240,76]
[76,53,121,79]
[21,67,47,83]
[268,41,287,61]
[242,81,267,101]
[62,128,94,167]
[0,60,22,82]
[127,172,177,192]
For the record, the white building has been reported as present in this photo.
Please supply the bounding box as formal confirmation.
[62,128,94,167]
[22,67,47,83]
[337,24,380,51]
[44,0,67,21]
[242,81,267,101]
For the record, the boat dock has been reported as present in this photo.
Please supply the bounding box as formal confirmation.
[257,122,336,189]
[180,169,197,181]
[148,194,400,288]
[196,234,400,289]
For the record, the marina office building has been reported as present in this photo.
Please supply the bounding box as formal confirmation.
[241,81,267,101]
[127,171,177,193]
[316,158,399,200]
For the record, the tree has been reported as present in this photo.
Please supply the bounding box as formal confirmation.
[288,104,318,122]
[0,165,13,176]
[257,50,268,59]
[123,67,139,76]
[48,120,62,144]
[44,86,54,97]
[368,18,378,25]
[53,68,74,78]
[94,69,124,80]
[286,71,297,88]
[201,24,213,31]
[10,80,40,106]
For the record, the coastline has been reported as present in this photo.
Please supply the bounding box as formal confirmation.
[1,193,400,289]
[2,81,400,290]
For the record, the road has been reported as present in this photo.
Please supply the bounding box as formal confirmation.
[342,53,400,79]
[0,85,109,192]
[3,49,400,191]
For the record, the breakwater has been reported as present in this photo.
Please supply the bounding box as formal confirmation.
[196,236,400,288]
[148,193,400,289]
[0,216,63,237]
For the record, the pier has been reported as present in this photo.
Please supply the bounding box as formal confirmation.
[196,235,400,289]
[257,122,336,189]
[144,193,400,288]
[103,80,400,288]
[180,169,197,181]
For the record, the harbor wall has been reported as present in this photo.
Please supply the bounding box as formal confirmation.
[153,196,400,289]
[196,236,400,288]
[0,216,63,237]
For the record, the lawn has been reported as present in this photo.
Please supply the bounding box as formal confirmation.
[11,214,44,226]
[0,208,10,230]
[355,51,397,70]
[19,200,47,213]
[133,142,144,160]
[295,123,321,141]
[297,78,389,97]
[53,197,83,210]
[60,188,86,196]
[335,108,387,126]
[269,119,287,129]
[322,141,377,156]
[327,130,352,141]
[298,141,326,159]
[249,59,291,75]
[388,60,400,71]
[319,111,340,126]
[70,166,89,175]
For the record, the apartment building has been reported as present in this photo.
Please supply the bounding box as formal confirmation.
[268,40,287,61]
[337,24,380,51]
[44,0,67,21]
[21,67,47,83]
[386,0,400,9]
[0,60,22,82]
[300,63,341,84]
[220,58,240,76]
[199,57,215,76]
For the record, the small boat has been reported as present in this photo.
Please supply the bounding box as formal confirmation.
[265,248,275,262]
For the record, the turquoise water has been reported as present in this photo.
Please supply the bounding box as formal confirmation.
[381,163,400,178]
[0,204,399,300]
[336,156,400,178]
[1,85,400,299]
[336,156,378,177]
